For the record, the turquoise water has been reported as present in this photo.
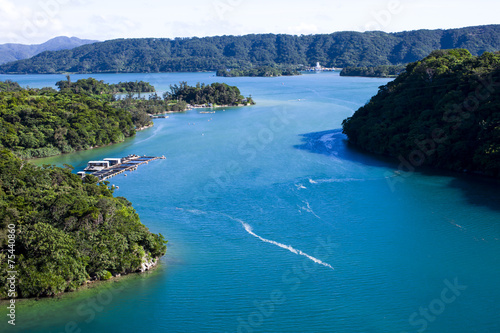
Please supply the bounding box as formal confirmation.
[2,72,500,333]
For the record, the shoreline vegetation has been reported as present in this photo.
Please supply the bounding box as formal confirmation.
[342,49,500,179]
[340,64,406,78]
[2,47,499,302]
[0,263,160,305]
[0,78,254,159]
[216,65,300,77]
[0,78,253,299]
[1,25,499,74]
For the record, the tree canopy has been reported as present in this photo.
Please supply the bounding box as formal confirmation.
[0,150,167,298]
[56,77,155,94]
[164,81,255,106]
[340,65,406,78]
[342,49,500,178]
[0,86,136,159]
[1,25,499,74]
[217,65,300,77]
[0,78,254,158]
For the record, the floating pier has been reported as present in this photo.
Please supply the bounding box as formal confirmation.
[80,154,165,181]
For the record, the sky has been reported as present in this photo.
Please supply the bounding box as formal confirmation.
[0,0,498,44]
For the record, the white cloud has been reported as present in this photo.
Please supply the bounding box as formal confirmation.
[73,15,142,41]
[286,23,319,36]
[164,19,247,39]
[0,0,18,17]
[0,0,499,44]
[0,0,77,43]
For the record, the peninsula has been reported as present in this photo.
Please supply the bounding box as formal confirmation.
[342,49,500,178]
[0,149,167,299]
[0,78,253,159]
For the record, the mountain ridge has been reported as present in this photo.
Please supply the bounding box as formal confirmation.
[0,36,99,65]
[341,49,500,178]
[0,25,499,74]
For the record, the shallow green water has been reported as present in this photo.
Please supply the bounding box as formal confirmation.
[1,72,499,333]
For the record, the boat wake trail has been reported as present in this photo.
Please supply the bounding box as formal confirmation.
[241,221,334,269]
[298,200,321,219]
[220,213,334,270]
[177,208,334,270]
[309,177,365,184]
[307,173,399,184]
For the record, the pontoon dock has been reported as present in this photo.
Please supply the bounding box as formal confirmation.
[80,154,165,181]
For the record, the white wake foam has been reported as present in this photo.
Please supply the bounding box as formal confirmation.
[309,177,365,184]
[225,214,334,270]
[296,183,307,190]
[298,200,321,219]
[241,222,333,269]
[133,123,165,145]
[308,173,401,184]
[178,208,334,270]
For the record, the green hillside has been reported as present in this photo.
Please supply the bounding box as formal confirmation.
[0,85,136,159]
[0,150,167,298]
[1,25,499,74]
[342,49,500,178]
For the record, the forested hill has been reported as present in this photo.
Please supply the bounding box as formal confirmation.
[342,49,500,179]
[0,149,167,298]
[1,25,500,74]
[0,78,254,158]
[0,84,136,159]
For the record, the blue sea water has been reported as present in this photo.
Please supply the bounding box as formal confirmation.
[1,72,499,333]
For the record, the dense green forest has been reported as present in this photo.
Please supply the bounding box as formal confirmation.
[56,77,155,94]
[54,78,161,129]
[340,65,406,78]
[0,150,167,298]
[0,80,22,92]
[1,25,499,74]
[342,49,500,178]
[0,36,97,65]
[164,81,255,106]
[0,85,136,159]
[216,66,300,77]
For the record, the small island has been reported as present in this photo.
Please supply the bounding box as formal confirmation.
[163,81,255,107]
[340,64,406,78]
[342,49,500,178]
[216,66,300,77]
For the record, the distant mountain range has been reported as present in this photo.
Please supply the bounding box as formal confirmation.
[0,25,499,74]
[0,36,98,65]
